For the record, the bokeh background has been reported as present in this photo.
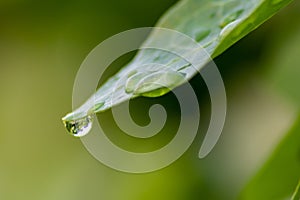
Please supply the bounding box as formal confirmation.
[0,0,299,199]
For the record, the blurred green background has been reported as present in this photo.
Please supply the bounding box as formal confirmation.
[0,0,300,199]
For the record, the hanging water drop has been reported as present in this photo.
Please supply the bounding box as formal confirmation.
[62,114,94,137]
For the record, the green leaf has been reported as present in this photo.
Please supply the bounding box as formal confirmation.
[240,115,300,200]
[292,180,300,200]
[62,0,293,134]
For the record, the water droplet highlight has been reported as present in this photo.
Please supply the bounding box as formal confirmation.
[62,115,94,137]
[139,87,171,97]
[219,9,244,28]
[133,70,186,97]
[125,72,148,93]
[91,102,105,113]
[219,19,242,39]
[127,70,138,78]
[177,63,192,72]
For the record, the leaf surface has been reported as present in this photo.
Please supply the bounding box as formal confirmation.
[63,0,293,123]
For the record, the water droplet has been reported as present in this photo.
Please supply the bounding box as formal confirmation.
[140,87,171,97]
[219,19,242,39]
[177,63,192,72]
[62,115,93,137]
[133,70,186,97]
[125,72,148,93]
[127,70,137,78]
[219,9,244,28]
[90,102,105,113]
[195,29,211,42]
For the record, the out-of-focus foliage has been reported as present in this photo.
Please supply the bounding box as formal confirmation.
[240,116,300,200]
[240,3,300,199]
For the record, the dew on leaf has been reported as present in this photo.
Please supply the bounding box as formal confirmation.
[219,9,244,28]
[133,70,186,96]
[139,87,171,97]
[219,19,242,39]
[127,70,138,78]
[91,102,105,113]
[177,63,192,71]
[125,72,149,93]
